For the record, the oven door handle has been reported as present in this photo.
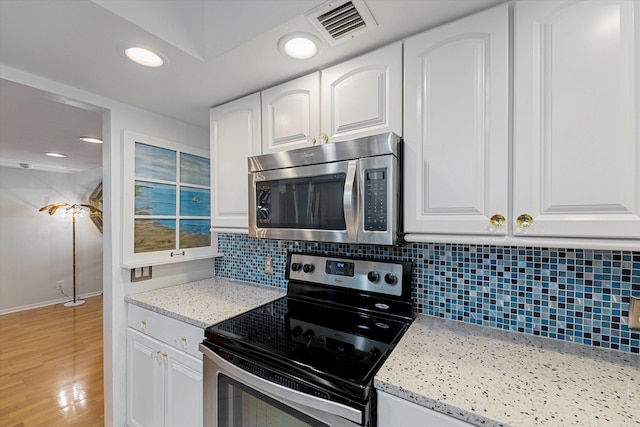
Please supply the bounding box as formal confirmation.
[343,160,358,240]
[200,344,363,425]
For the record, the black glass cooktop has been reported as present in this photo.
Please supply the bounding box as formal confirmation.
[203,296,409,400]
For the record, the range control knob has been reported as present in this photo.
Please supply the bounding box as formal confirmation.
[303,329,315,341]
[302,264,315,273]
[367,271,380,282]
[290,326,302,338]
[291,262,302,272]
[384,273,397,285]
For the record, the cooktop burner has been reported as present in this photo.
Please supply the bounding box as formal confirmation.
[203,252,414,405]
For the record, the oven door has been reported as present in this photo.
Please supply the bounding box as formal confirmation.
[200,344,363,427]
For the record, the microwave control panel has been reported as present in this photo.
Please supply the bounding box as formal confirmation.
[364,168,387,231]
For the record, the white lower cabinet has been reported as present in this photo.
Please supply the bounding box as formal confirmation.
[377,391,473,427]
[127,306,203,427]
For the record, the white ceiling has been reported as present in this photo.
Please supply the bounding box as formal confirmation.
[0,0,505,173]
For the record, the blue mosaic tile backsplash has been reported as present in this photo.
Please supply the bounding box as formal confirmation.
[215,233,640,354]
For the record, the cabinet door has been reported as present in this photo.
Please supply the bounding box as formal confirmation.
[321,42,402,142]
[262,72,320,153]
[127,329,164,427]
[378,391,473,427]
[513,0,640,238]
[121,131,216,268]
[403,4,509,235]
[210,93,261,230]
[164,346,203,427]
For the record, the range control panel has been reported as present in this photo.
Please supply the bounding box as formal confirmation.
[286,253,407,297]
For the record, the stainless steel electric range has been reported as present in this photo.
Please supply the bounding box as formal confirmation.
[200,252,414,427]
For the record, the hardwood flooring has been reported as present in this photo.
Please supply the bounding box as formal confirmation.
[0,296,104,426]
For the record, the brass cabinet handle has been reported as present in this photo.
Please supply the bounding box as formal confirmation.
[176,336,188,350]
[308,135,317,145]
[321,133,329,143]
[517,214,534,228]
[490,214,506,227]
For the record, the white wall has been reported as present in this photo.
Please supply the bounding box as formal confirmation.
[1,65,215,427]
[0,166,103,312]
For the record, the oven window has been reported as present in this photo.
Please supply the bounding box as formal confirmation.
[256,174,346,230]
[218,374,329,427]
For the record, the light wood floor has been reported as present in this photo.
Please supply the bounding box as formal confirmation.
[0,296,104,426]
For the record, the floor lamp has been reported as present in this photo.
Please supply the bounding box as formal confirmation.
[39,202,102,307]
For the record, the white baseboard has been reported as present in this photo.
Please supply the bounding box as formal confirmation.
[0,290,103,315]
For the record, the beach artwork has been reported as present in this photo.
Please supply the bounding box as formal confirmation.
[180,187,210,216]
[135,142,176,181]
[134,219,176,253]
[135,181,176,215]
[179,219,211,248]
[181,152,210,186]
[132,139,211,253]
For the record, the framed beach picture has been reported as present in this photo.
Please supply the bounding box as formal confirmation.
[122,130,222,268]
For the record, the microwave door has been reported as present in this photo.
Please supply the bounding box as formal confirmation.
[343,160,358,241]
[249,161,354,243]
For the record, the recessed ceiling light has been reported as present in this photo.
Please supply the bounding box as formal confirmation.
[278,32,321,60]
[79,137,103,144]
[45,152,67,158]
[124,47,165,67]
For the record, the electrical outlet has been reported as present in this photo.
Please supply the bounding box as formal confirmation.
[131,266,153,282]
[264,257,274,275]
[56,280,64,289]
[629,296,640,330]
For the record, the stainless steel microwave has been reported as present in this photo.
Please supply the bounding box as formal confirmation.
[248,133,402,245]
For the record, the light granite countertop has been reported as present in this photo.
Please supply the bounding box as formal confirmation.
[375,315,640,426]
[124,277,286,329]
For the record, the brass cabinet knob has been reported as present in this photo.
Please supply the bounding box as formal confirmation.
[176,336,188,350]
[517,214,534,228]
[308,135,317,145]
[490,214,506,227]
[321,133,329,143]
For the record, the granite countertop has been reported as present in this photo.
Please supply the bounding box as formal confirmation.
[124,277,286,328]
[375,315,640,426]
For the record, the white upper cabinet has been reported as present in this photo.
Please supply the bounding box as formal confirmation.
[403,4,509,236]
[260,42,402,154]
[321,41,403,142]
[210,93,261,230]
[513,0,640,239]
[261,73,320,153]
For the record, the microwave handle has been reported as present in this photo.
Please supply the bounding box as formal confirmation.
[343,160,358,239]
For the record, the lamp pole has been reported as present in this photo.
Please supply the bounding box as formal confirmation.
[64,207,85,307]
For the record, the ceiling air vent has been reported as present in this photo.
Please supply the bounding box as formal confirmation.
[305,0,377,46]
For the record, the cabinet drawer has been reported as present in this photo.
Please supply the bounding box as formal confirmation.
[127,304,204,359]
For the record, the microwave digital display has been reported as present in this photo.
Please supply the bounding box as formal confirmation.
[366,170,385,181]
